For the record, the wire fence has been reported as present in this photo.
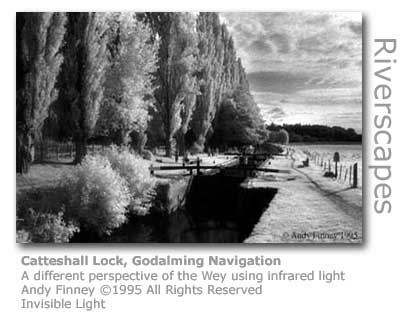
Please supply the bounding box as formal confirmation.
[33,140,111,162]
[306,151,360,188]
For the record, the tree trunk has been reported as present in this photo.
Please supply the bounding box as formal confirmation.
[165,139,172,157]
[74,137,87,164]
[16,131,33,174]
[130,131,147,154]
[177,132,185,158]
[38,138,45,162]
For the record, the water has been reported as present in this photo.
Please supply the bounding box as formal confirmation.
[292,143,362,187]
[72,173,278,243]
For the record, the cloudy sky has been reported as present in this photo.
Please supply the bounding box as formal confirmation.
[221,12,362,132]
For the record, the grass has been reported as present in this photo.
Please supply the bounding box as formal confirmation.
[245,157,363,244]
[16,161,74,193]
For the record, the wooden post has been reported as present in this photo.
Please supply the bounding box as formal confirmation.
[349,165,352,184]
[196,157,200,175]
[344,168,348,181]
[328,161,331,172]
[353,163,358,188]
[339,165,342,180]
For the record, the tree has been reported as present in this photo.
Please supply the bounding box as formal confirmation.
[189,12,224,152]
[146,13,198,157]
[276,129,290,145]
[176,82,197,156]
[211,87,266,147]
[266,123,362,143]
[16,12,67,173]
[57,13,109,164]
[95,13,158,148]
[189,18,256,151]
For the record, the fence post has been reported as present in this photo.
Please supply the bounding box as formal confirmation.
[40,141,45,161]
[344,168,348,181]
[349,165,352,184]
[328,160,331,172]
[339,165,342,180]
[353,163,358,188]
[196,157,200,175]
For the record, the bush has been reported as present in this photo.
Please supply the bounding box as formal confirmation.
[17,185,69,216]
[260,141,284,155]
[103,146,156,215]
[17,186,78,243]
[189,142,203,155]
[63,155,131,235]
[142,149,154,161]
[17,208,78,243]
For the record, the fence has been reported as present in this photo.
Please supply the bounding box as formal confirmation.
[33,140,112,162]
[309,152,359,188]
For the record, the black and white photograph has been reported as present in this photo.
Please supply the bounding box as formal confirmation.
[16,12,362,244]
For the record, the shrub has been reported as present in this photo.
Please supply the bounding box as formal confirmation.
[142,149,154,161]
[260,142,284,155]
[103,146,156,215]
[63,155,131,235]
[189,142,203,155]
[17,208,78,243]
[17,186,78,243]
[17,185,69,215]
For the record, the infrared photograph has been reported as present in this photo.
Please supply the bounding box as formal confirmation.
[16,12,362,243]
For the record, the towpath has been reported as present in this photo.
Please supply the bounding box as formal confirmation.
[245,155,362,244]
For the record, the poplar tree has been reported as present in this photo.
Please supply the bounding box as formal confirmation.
[16,12,67,173]
[96,13,159,149]
[58,12,109,163]
[189,12,224,152]
[146,12,198,157]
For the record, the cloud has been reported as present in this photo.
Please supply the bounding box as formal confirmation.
[248,71,313,93]
[247,70,361,94]
[343,21,362,37]
[221,12,362,74]
[296,35,325,53]
[220,12,362,131]
[247,38,273,55]
[269,33,291,53]
[305,14,331,25]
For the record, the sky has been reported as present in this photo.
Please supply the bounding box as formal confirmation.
[221,12,362,132]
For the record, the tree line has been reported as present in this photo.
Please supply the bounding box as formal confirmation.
[16,12,267,173]
[266,123,362,143]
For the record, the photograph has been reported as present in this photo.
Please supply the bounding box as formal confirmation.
[16,12,362,243]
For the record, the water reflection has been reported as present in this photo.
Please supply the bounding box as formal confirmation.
[73,174,277,243]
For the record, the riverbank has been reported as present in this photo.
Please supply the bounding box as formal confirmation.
[245,155,362,244]
[17,151,362,244]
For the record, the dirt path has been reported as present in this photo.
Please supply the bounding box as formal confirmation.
[245,156,363,244]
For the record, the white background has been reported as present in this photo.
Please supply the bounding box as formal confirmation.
[1,1,408,319]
